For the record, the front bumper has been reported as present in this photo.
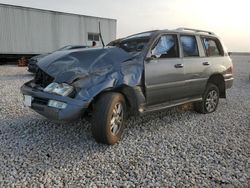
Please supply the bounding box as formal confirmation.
[21,81,90,121]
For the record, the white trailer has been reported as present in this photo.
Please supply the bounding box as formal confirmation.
[0,3,117,62]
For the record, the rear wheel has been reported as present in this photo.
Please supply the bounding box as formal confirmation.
[194,83,219,114]
[91,92,126,145]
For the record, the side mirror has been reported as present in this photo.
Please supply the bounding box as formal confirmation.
[145,55,157,62]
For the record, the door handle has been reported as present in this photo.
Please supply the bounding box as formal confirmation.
[203,62,210,66]
[174,64,184,68]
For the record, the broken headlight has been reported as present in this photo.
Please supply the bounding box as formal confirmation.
[43,82,74,96]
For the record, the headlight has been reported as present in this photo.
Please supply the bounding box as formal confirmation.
[43,82,74,96]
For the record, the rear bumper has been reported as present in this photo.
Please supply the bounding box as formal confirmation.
[21,81,90,121]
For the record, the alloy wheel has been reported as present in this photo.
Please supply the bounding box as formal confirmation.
[205,90,218,112]
[110,102,123,136]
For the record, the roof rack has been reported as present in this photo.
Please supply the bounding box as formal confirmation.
[176,27,215,35]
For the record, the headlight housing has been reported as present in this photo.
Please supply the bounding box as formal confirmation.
[43,82,74,96]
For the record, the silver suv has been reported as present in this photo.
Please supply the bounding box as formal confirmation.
[21,28,233,145]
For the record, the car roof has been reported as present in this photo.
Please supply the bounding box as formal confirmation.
[125,28,217,39]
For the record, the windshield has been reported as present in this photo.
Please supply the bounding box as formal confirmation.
[108,32,153,54]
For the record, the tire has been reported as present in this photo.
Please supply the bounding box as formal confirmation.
[194,83,220,114]
[91,92,126,145]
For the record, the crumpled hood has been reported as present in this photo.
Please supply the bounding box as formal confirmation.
[37,47,133,83]
[30,53,50,63]
[37,46,143,102]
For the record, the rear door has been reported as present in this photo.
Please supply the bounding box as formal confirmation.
[181,35,225,97]
[179,34,207,98]
[144,33,186,105]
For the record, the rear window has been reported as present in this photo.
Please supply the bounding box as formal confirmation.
[201,37,223,56]
[88,33,99,41]
[180,35,199,57]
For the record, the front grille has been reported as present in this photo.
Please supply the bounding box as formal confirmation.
[35,69,54,88]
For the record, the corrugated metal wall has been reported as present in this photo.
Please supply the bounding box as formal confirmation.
[0,4,116,54]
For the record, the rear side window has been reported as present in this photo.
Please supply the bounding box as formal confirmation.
[180,35,199,57]
[202,37,223,56]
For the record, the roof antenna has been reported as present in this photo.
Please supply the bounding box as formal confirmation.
[99,22,105,48]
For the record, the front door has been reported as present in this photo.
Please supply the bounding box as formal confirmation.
[145,34,186,106]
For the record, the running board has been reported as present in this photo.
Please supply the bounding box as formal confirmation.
[140,97,202,114]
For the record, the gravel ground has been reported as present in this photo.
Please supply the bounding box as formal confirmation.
[0,55,249,187]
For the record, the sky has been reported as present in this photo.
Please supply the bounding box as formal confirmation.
[0,0,250,52]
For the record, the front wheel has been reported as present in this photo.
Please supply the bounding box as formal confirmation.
[194,83,220,114]
[91,92,126,145]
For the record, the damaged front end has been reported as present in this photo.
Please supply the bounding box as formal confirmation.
[21,69,89,121]
[21,47,144,121]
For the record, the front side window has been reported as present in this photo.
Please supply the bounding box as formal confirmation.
[202,37,223,56]
[180,35,199,57]
[151,34,179,58]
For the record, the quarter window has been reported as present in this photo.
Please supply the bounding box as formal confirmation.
[151,34,179,58]
[88,33,99,41]
[202,37,223,56]
[180,35,199,57]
